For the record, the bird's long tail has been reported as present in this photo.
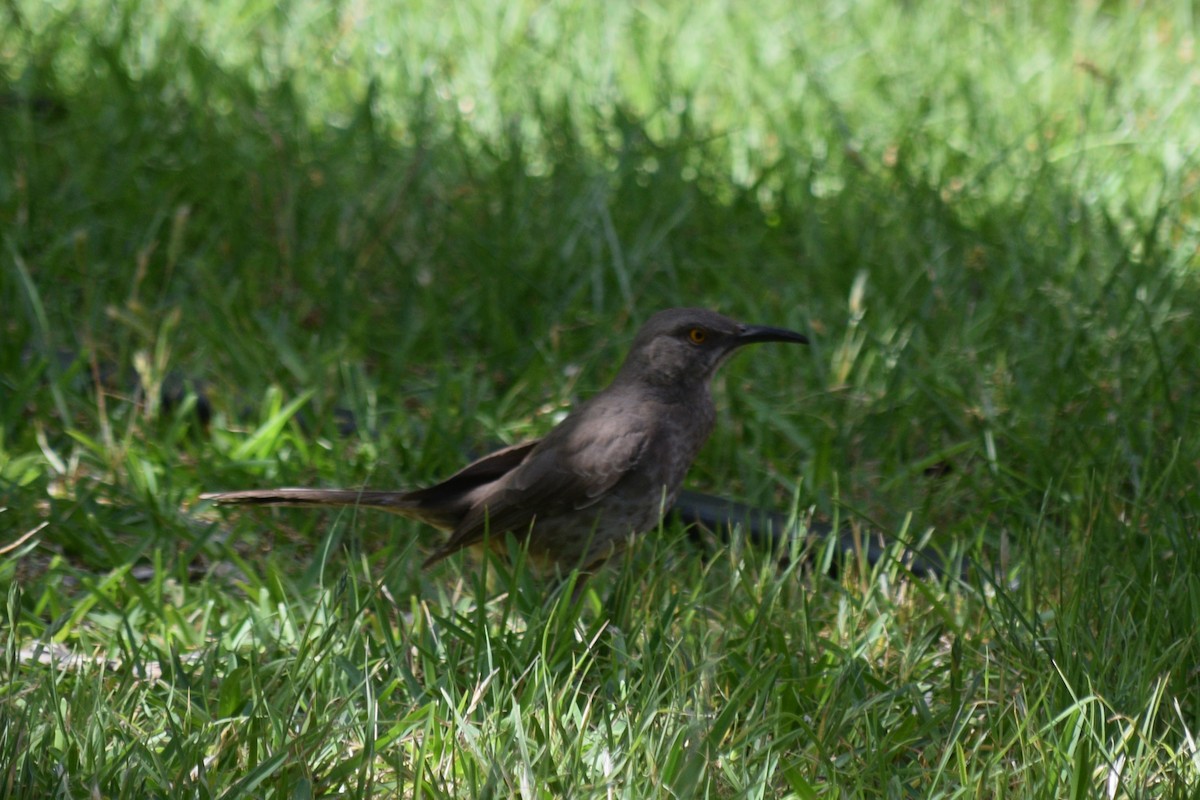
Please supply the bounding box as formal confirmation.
[200,488,416,512]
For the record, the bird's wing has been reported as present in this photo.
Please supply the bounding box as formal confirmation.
[402,439,540,508]
[423,404,652,564]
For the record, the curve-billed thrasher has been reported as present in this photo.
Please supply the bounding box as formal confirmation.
[202,308,808,573]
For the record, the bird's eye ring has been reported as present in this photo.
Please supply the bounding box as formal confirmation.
[688,328,707,344]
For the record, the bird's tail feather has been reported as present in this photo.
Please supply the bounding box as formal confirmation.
[200,488,416,511]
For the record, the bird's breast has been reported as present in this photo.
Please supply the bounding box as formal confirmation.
[628,396,716,499]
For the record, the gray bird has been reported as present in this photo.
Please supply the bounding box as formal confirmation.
[202,308,808,574]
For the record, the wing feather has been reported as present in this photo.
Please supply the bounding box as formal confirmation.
[423,401,652,565]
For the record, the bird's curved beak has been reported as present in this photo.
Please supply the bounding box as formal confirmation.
[736,324,809,346]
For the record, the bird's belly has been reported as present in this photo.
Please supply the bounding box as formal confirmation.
[521,476,679,571]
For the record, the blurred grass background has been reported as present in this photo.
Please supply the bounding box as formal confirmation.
[2,0,1199,796]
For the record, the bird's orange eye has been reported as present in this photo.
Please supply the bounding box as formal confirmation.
[688,328,707,344]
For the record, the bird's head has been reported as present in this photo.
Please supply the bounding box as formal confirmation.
[615,307,808,394]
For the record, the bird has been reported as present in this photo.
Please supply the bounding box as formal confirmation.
[202,308,808,576]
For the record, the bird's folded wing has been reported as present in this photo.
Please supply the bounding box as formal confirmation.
[402,439,540,508]
[423,417,651,564]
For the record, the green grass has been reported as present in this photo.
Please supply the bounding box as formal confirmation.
[3,0,1200,796]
